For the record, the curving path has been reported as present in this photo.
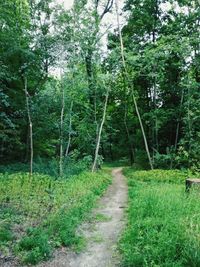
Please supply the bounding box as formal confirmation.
[39,168,127,267]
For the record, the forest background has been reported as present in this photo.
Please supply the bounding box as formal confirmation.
[1,0,200,175]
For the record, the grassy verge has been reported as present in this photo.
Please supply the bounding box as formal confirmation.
[120,168,200,267]
[0,169,111,265]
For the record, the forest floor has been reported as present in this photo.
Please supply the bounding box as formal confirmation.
[38,168,128,267]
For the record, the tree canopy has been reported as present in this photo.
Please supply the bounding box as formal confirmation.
[1,0,200,172]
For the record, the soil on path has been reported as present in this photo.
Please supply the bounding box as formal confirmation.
[39,167,128,267]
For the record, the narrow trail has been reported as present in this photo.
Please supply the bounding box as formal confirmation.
[39,168,127,267]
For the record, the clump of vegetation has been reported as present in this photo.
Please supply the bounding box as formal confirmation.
[17,229,51,265]
[0,170,111,265]
[0,156,92,178]
[120,168,200,267]
[124,168,187,184]
[0,225,13,243]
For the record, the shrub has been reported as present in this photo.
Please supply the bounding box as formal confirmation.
[0,226,13,242]
[18,229,51,265]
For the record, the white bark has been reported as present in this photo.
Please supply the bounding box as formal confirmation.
[65,101,73,157]
[24,77,33,176]
[59,78,65,176]
[115,0,153,170]
[92,88,109,172]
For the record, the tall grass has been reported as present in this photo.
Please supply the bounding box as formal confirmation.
[0,169,111,265]
[120,169,200,267]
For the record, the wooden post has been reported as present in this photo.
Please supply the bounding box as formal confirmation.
[186,178,200,193]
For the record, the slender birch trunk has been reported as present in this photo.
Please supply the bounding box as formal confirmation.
[152,1,159,156]
[152,82,158,164]
[115,0,153,170]
[65,101,73,157]
[175,88,184,151]
[92,88,109,172]
[122,68,135,164]
[169,87,184,169]
[124,101,135,164]
[187,85,191,169]
[59,79,65,176]
[24,77,33,176]
[64,4,76,159]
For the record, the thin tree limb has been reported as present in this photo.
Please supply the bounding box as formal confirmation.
[115,0,153,170]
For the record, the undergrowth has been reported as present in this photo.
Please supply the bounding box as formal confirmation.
[120,168,200,267]
[0,169,111,265]
[0,156,92,178]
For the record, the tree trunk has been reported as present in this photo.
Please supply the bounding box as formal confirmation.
[152,82,159,162]
[187,85,192,169]
[24,77,33,176]
[109,134,114,161]
[186,178,200,193]
[152,3,159,160]
[131,92,154,170]
[115,0,153,170]
[65,101,73,157]
[24,125,30,162]
[92,88,109,172]
[124,103,135,165]
[59,78,65,177]
[175,87,184,151]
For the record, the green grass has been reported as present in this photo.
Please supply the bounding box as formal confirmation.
[0,169,111,265]
[93,213,112,222]
[120,168,200,267]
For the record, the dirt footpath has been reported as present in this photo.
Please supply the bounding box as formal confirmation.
[39,168,127,267]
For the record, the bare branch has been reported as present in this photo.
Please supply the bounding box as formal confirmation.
[95,0,100,9]
[100,0,114,20]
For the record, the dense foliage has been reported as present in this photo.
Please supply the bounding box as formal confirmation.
[120,168,200,267]
[0,0,199,172]
[107,0,200,170]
